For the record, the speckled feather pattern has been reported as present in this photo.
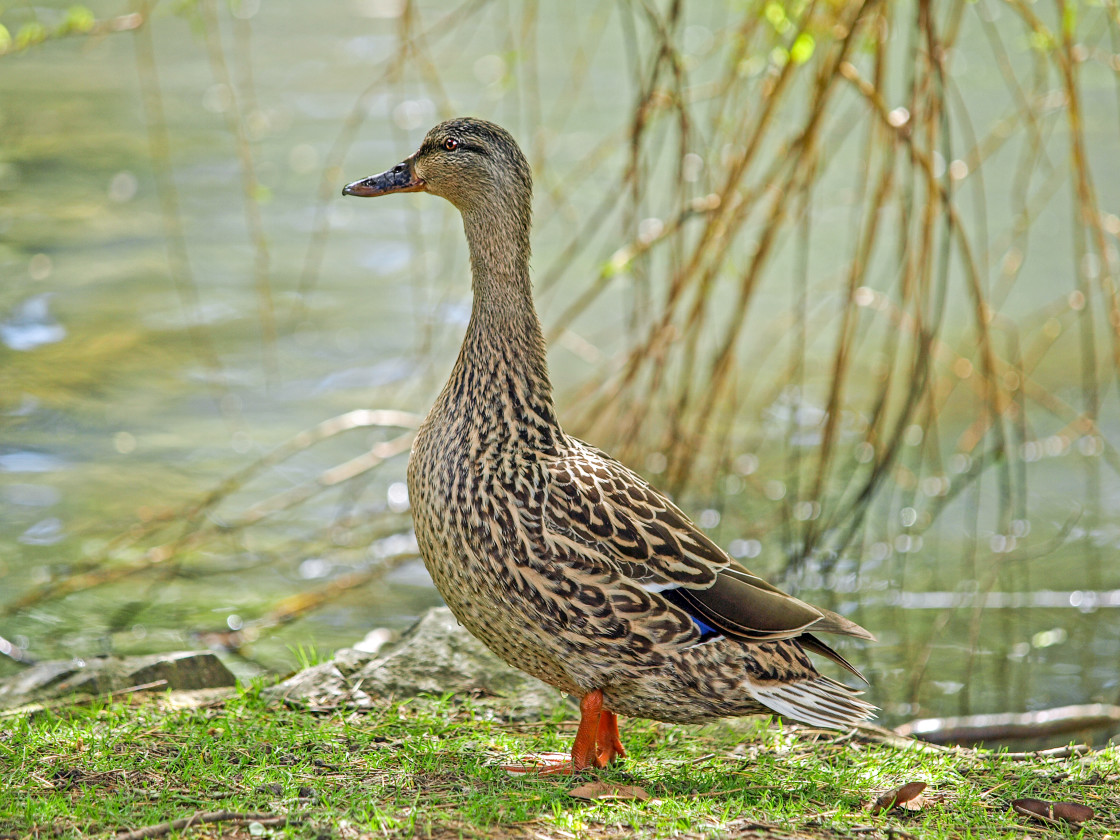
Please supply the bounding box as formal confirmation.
[382,118,875,730]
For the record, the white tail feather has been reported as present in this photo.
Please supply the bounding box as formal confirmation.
[745,677,877,729]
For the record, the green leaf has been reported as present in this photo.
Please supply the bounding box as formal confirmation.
[790,32,815,64]
[1028,28,1055,53]
[15,21,48,50]
[1062,2,1077,38]
[62,6,96,35]
[764,1,791,35]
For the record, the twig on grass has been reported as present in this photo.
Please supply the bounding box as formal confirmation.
[115,810,296,840]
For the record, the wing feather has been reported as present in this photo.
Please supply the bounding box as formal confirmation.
[544,437,875,652]
[544,439,726,586]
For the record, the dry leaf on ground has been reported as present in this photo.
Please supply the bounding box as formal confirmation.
[1012,798,1094,825]
[569,781,650,801]
[868,781,928,814]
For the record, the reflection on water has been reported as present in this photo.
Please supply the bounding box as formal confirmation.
[0,294,67,351]
[2,484,62,508]
[882,590,1120,610]
[17,518,65,546]
[0,1,1118,738]
[0,450,69,474]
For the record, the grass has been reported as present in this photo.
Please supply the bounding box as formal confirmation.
[1,686,1116,839]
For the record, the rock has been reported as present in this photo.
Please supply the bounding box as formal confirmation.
[0,650,235,709]
[267,661,375,711]
[357,607,542,698]
[267,607,569,720]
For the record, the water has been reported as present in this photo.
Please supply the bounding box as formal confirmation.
[1,1,1119,738]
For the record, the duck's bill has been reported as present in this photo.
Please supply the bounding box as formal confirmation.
[342,158,425,197]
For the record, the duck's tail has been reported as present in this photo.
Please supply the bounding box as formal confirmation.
[745,674,877,730]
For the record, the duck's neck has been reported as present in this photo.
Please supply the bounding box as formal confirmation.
[443,207,559,443]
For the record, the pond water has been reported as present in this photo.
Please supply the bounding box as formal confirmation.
[1,1,1119,739]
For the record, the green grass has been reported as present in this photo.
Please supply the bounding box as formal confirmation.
[0,685,1116,839]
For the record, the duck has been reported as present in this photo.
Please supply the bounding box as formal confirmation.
[342,118,875,774]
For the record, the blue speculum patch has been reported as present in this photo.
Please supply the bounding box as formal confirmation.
[690,614,722,643]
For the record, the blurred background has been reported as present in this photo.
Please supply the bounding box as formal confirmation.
[1,0,1118,734]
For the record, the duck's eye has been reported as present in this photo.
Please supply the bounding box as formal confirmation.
[443,137,459,151]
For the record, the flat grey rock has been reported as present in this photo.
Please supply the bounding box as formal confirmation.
[0,650,235,709]
[267,607,569,719]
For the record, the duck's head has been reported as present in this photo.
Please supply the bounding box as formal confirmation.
[342,117,532,220]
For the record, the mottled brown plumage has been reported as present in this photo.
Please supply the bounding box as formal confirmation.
[343,118,875,771]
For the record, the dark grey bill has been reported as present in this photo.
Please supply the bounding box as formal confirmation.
[342,159,425,197]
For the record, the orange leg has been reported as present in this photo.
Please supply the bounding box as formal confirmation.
[594,708,627,768]
[502,689,625,775]
[566,689,605,771]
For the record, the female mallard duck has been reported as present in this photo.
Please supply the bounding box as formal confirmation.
[343,118,875,773]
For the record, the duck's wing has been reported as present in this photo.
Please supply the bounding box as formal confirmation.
[544,438,729,587]
[543,438,874,663]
